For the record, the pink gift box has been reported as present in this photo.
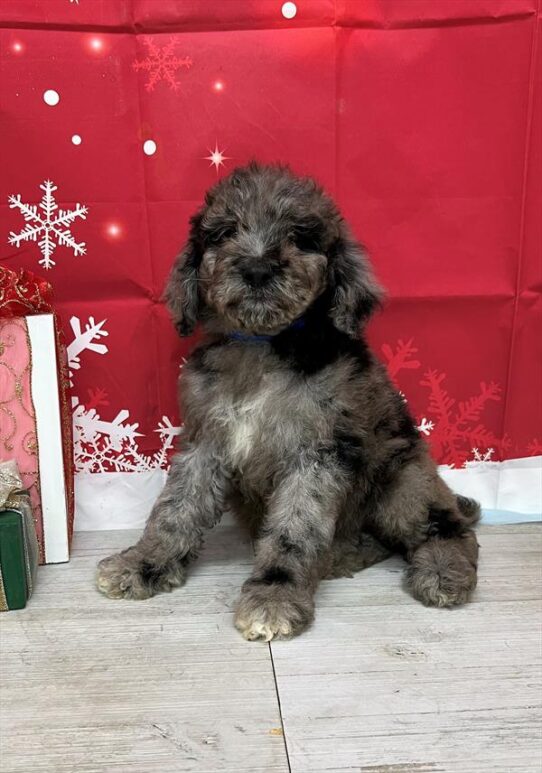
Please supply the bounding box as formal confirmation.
[0,313,73,563]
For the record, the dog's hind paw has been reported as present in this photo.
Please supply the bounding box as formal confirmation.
[96,547,186,600]
[406,535,478,608]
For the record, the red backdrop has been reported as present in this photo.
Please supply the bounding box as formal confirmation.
[1,0,541,476]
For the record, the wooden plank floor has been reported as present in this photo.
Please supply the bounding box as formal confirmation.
[1,524,541,773]
[0,523,288,773]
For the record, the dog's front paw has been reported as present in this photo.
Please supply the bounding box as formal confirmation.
[234,584,314,641]
[96,547,186,600]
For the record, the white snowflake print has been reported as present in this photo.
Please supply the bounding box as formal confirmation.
[464,447,495,468]
[153,417,183,470]
[73,402,181,473]
[132,37,192,92]
[73,404,142,450]
[67,316,108,384]
[68,316,182,473]
[417,417,434,436]
[8,180,87,270]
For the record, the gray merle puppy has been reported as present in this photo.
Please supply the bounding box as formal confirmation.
[97,163,480,641]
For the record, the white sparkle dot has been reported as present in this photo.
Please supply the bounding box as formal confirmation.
[71,134,82,145]
[143,139,157,156]
[43,89,60,106]
[90,37,103,51]
[281,2,297,19]
[107,223,121,238]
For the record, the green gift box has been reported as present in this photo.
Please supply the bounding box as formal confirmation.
[0,461,39,611]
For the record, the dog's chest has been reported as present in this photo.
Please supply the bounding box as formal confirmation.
[209,372,288,469]
[185,343,335,476]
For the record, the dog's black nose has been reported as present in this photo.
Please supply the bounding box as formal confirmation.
[241,264,274,288]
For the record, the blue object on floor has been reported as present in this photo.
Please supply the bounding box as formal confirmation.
[481,509,542,525]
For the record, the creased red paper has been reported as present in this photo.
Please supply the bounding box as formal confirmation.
[0,0,540,474]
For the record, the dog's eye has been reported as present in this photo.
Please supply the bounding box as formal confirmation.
[209,225,237,244]
[291,228,320,253]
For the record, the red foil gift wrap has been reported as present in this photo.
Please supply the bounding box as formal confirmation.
[0,1,540,525]
[0,267,53,317]
[0,267,74,564]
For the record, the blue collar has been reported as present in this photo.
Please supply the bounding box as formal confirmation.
[228,317,305,344]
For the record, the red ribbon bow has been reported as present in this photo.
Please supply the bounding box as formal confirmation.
[0,266,53,318]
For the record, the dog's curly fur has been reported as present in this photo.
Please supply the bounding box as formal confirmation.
[97,163,480,640]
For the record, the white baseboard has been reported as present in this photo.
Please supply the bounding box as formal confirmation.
[74,456,542,531]
[75,469,167,531]
[440,455,542,515]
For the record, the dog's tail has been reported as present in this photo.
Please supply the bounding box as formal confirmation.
[456,494,481,527]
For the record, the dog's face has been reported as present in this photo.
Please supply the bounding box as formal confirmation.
[166,163,382,337]
[198,166,338,334]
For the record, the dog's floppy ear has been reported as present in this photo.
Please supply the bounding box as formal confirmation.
[328,225,383,337]
[163,213,203,337]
